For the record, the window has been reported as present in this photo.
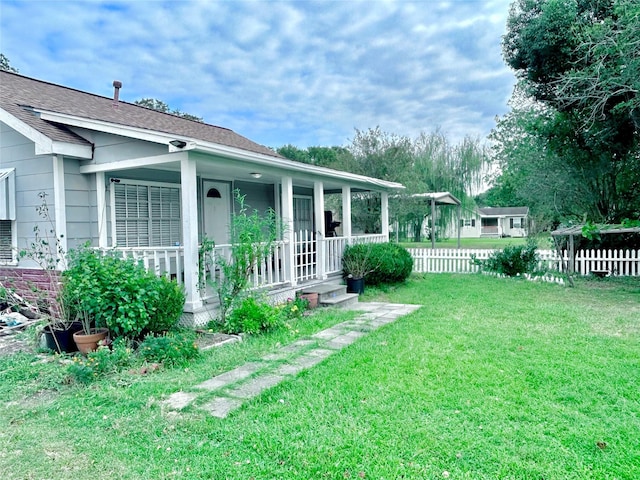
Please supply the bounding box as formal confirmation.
[112,182,181,247]
[510,218,523,229]
[461,219,476,227]
[0,220,13,262]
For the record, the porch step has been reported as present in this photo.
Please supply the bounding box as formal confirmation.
[300,283,359,309]
[318,292,360,309]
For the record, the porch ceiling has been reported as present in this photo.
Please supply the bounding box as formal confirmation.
[122,152,396,193]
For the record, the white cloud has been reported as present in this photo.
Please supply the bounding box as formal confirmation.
[0,0,516,148]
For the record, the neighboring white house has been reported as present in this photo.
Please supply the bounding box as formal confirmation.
[0,71,403,323]
[457,206,529,238]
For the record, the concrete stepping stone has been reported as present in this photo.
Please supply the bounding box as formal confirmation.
[163,391,197,410]
[195,362,263,391]
[225,373,285,399]
[202,397,244,418]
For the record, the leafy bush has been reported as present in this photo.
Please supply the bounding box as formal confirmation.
[366,242,414,286]
[223,296,284,335]
[63,246,184,339]
[475,239,540,277]
[145,276,185,334]
[343,242,413,286]
[138,331,200,368]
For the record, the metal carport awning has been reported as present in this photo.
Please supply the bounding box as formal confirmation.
[407,192,462,249]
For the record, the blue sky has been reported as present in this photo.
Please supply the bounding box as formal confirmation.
[0,0,516,149]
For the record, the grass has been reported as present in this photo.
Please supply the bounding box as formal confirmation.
[401,236,530,249]
[1,275,639,479]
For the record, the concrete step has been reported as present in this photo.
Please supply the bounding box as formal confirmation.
[300,283,348,304]
[318,292,359,309]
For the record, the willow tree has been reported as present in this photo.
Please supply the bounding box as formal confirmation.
[345,128,489,241]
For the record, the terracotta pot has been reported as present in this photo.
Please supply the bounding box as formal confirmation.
[298,292,319,309]
[73,328,109,354]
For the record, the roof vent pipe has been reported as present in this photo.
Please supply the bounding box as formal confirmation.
[112,80,122,106]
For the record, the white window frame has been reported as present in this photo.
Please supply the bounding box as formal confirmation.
[110,179,182,247]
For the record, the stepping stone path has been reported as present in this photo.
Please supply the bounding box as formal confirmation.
[161,302,420,418]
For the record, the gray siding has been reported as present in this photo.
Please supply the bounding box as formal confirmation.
[71,129,168,164]
[1,121,57,267]
[64,157,97,249]
[234,180,276,215]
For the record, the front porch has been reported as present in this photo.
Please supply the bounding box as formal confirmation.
[106,233,387,323]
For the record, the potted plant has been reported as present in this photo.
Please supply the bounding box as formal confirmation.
[71,308,108,354]
[62,246,110,354]
[341,244,376,295]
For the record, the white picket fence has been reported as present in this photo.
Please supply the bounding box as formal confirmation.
[408,248,640,276]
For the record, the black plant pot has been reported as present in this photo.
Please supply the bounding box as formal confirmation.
[346,277,365,295]
[42,321,83,353]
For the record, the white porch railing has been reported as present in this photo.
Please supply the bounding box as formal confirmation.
[104,233,389,305]
[323,234,387,275]
[408,248,640,276]
[109,246,185,283]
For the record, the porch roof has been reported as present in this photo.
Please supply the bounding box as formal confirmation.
[1,71,405,193]
[404,192,461,206]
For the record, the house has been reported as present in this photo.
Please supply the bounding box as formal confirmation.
[458,206,529,238]
[0,71,403,324]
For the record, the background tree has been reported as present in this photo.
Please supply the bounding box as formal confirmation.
[497,0,640,224]
[0,54,18,73]
[134,97,203,122]
[278,128,489,241]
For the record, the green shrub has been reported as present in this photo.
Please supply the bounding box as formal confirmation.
[223,296,283,335]
[63,246,184,339]
[366,242,413,286]
[279,297,308,320]
[343,242,413,286]
[145,276,185,334]
[138,331,200,368]
[475,239,540,277]
[67,338,134,384]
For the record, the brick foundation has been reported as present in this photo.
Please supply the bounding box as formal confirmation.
[0,267,62,315]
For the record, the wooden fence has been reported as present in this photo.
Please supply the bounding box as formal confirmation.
[408,248,640,276]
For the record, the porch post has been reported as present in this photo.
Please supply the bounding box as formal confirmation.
[381,191,389,241]
[52,155,68,259]
[281,176,296,286]
[314,181,326,280]
[180,156,202,311]
[457,204,461,249]
[431,197,436,249]
[96,172,108,248]
[341,186,352,243]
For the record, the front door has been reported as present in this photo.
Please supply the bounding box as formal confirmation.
[203,180,231,246]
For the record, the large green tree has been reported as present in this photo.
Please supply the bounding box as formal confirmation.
[0,54,18,73]
[497,0,639,224]
[134,98,203,122]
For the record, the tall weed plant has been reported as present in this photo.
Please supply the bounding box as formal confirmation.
[215,190,280,323]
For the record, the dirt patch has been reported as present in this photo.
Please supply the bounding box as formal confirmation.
[0,332,37,356]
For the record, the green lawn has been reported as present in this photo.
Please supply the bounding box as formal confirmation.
[401,236,530,249]
[1,275,639,479]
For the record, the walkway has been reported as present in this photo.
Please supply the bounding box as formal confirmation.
[162,302,421,418]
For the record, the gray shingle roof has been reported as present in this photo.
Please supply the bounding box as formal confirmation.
[0,71,281,158]
[479,207,529,216]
